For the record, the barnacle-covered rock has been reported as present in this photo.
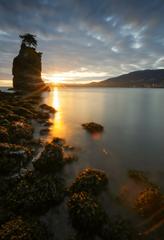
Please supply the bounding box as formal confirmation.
[67,192,107,233]
[82,122,104,133]
[6,171,65,213]
[135,187,163,217]
[0,216,47,240]
[0,143,31,174]
[0,126,9,143]
[9,120,33,142]
[40,103,56,113]
[52,137,65,146]
[69,168,108,195]
[14,106,34,118]
[33,143,64,173]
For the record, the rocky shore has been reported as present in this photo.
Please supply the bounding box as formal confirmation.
[0,90,163,240]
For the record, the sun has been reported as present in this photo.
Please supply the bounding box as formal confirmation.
[43,73,65,84]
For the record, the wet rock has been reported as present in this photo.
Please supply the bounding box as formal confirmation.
[33,143,64,173]
[5,171,65,213]
[0,143,31,174]
[14,106,34,118]
[82,122,104,133]
[0,216,48,240]
[67,192,107,234]
[39,103,56,113]
[36,111,50,121]
[40,128,50,135]
[69,168,108,195]
[64,153,78,164]
[52,137,65,146]
[43,120,53,127]
[9,120,33,143]
[63,144,75,151]
[0,126,9,143]
[135,186,163,217]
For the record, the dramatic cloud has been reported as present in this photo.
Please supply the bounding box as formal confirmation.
[0,0,164,82]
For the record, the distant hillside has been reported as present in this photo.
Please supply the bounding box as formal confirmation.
[88,69,164,88]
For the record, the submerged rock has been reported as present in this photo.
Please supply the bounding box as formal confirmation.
[69,168,108,195]
[82,122,104,133]
[135,186,163,217]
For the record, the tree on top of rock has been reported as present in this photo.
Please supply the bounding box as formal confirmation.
[19,33,37,48]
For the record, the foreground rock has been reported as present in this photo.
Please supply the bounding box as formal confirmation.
[0,143,31,174]
[69,168,108,195]
[0,216,47,240]
[5,170,65,214]
[67,192,107,234]
[82,122,104,133]
[33,143,64,173]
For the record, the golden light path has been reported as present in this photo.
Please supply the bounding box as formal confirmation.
[47,87,66,139]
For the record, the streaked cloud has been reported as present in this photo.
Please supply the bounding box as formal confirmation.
[0,0,163,82]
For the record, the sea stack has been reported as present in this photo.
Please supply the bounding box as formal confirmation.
[12,34,49,91]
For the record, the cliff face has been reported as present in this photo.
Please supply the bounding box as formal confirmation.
[12,43,47,90]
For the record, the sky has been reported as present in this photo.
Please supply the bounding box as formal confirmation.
[0,0,164,83]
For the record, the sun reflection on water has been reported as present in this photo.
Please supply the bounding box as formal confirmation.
[48,87,66,139]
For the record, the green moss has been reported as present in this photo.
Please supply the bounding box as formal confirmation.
[33,143,64,173]
[0,216,48,240]
[67,191,107,234]
[69,168,108,195]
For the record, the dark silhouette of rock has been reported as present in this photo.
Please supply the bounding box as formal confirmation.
[12,34,49,91]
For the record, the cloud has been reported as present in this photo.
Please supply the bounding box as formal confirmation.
[0,0,164,82]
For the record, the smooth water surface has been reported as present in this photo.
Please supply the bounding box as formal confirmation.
[43,88,164,189]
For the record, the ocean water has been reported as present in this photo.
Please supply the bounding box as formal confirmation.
[1,85,163,238]
[42,87,164,238]
[43,87,164,177]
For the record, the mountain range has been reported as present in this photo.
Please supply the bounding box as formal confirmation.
[87,69,164,88]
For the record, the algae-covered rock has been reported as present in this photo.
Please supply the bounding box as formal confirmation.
[0,126,9,143]
[69,168,108,195]
[67,192,107,233]
[9,120,33,142]
[39,103,56,113]
[33,143,64,173]
[0,143,31,174]
[0,216,47,240]
[6,170,65,213]
[135,187,163,217]
[82,122,104,133]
